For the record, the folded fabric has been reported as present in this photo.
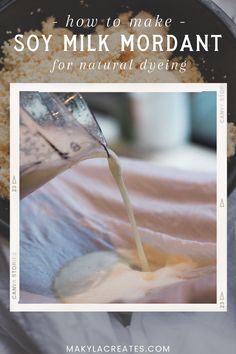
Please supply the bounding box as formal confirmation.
[19,156,216,303]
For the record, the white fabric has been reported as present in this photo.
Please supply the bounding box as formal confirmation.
[19,157,216,303]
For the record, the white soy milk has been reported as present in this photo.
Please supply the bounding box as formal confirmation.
[107,149,150,272]
[54,150,156,303]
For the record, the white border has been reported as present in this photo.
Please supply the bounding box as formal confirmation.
[10,83,227,312]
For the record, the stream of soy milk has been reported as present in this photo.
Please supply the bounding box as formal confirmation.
[54,150,198,303]
[107,149,150,272]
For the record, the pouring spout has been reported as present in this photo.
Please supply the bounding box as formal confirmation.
[103,144,110,158]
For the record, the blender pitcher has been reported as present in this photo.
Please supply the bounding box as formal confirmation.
[20,92,109,199]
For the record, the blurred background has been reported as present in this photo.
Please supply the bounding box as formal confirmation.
[83,91,217,173]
